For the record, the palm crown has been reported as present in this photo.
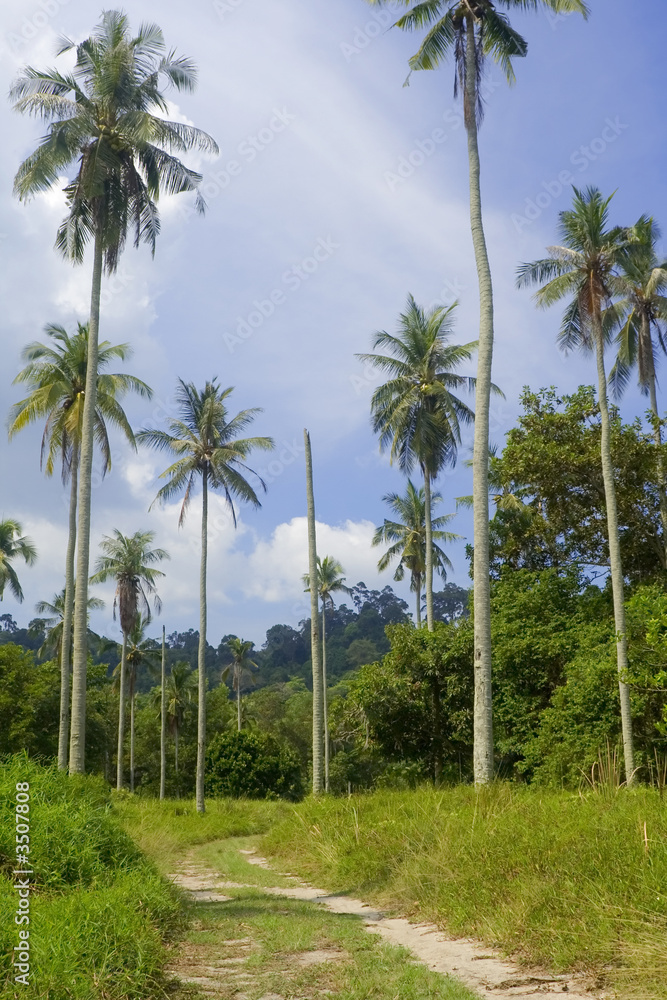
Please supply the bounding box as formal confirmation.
[357,295,477,476]
[33,587,104,661]
[90,529,168,636]
[9,322,151,479]
[0,520,37,603]
[11,10,218,271]
[138,379,274,525]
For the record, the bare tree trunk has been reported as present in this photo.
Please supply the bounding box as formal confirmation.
[237,666,242,732]
[58,443,78,770]
[70,233,103,774]
[415,574,422,627]
[130,687,135,793]
[304,429,324,794]
[116,632,127,791]
[593,314,636,784]
[322,602,330,792]
[644,319,667,564]
[465,16,495,785]
[424,470,435,631]
[160,626,166,800]
[196,473,208,813]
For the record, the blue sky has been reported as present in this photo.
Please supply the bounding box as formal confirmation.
[0,0,665,646]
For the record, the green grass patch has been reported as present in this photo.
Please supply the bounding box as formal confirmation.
[261,783,667,998]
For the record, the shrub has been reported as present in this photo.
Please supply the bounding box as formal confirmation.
[205,730,303,800]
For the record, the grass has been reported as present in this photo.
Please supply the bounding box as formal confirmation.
[261,783,667,999]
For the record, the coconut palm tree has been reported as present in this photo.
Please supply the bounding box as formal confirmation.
[162,661,197,790]
[90,530,168,790]
[517,185,636,784]
[365,0,588,785]
[138,379,273,813]
[224,637,259,732]
[33,587,105,663]
[9,322,151,769]
[0,520,37,603]
[357,295,478,632]
[304,428,324,794]
[373,481,460,626]
[11,10,217,774]
[121,617,160,792]
[607,217,667,557]
[303,556,352,791]
[160,625,167,800]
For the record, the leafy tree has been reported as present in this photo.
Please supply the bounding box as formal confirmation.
[90,529,168,790]
[0,645,59,758]
[9,323,150,768]
[431,583,470,623]
[303,556,352,791]
[122,618,160,792]
[11,10,216,774]
[0,520,37,603]
[357,295,476,631]
[138,379,272,812]
[373,480,459,625]
[518,188,638,782]
[205,730,302,800]
[225,637,259,732]
[368,0,589,785]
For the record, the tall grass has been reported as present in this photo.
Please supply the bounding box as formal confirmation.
[262,784,667,998]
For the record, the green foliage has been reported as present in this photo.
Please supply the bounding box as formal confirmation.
[205,730,303,800]
[0,646,59,758]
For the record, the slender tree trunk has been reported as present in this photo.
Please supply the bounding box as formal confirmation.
[116,632,127,791]
[645,322,667,563]
[433,675,443,784]
[160,626,166,800]
[237,666,242,732]
[196,473,208,813]
[69,233,104,773]
[465,16,494,785]
[304,429,324,794]
[593,316,636,784]
[130,687,135,793]
[175,729,179,775]
[424,470,435,631]
[415,574,421,627]
[58,443,78,770]
[322,602,330,793]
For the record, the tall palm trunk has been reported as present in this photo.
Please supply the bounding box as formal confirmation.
[644,317,667,562]
[175,728,179,785]
[196,472,208,813]
[130,687,135,793]
[304,429,324,794]
[322,601,330,792]
[160,626,166,800]
[423,469,435,631]
[70,232,103,773]
[415,574,422,626]
[236,666,242,732]
[58,443,78,770]
[465,16,495,785]
[593,312,636,784]
[116,631,127,790]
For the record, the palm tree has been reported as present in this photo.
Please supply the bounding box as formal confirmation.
[160,625,167,800]
[33,587,104,663]
[9,322,151,769]
[160,661,197,790]
[11,10,217,774]
[90,530,168,790]
[122,617,160,792]
[304,428,324,795]
[0,520,37,603]
[365,0,588,785]
[225,637,259,732]
[517,185,636,784]
[373,481,460,625]
[357,295,477,631]
[607,217,667,558]
[138,379,273,813]
[303,556,352,791]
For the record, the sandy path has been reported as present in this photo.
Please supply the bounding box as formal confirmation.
[168,849,604,1000]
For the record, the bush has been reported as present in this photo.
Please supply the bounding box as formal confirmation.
[205,730,303,800]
